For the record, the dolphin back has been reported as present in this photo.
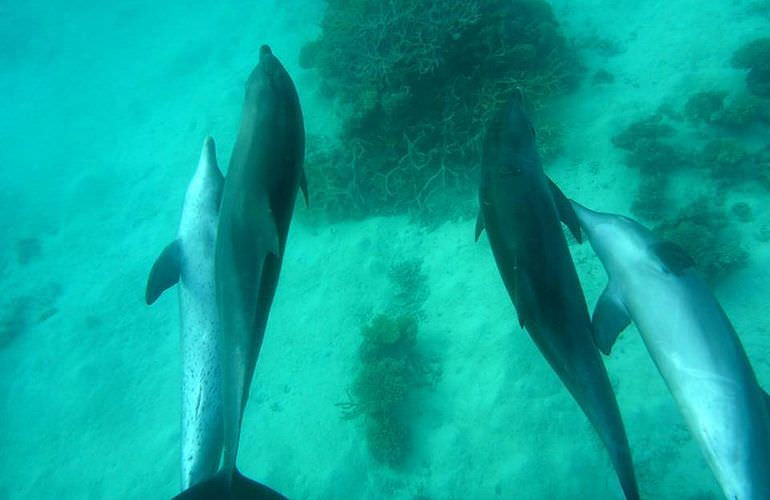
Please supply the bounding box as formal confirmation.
[215,44,306,476]
[478,97,639,499]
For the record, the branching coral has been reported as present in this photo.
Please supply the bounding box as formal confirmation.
[388,257,429,313]
[304,0,581,219]
[336,314,425,466]
[337,260,439,466]
[359,314,418,362]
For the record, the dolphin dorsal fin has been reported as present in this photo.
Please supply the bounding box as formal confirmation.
[145,240,182,305]
[591,283,630,355]
[475,211,485,241]
[650,241,695,275]
[547,177,582,243]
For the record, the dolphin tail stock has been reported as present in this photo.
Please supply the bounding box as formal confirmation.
[578,377,641,500]
[608,439,640,500]
[173,468,287,500]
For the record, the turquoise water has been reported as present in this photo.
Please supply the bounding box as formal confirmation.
[1,1,769,498]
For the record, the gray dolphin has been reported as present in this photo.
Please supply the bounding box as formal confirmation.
[476,91,639,500]
[145,137,225,490]
[170,45,307,500]
[571,200,770,499]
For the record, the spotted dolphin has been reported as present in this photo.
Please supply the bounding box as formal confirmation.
[475,91,639,500]
[172,45,306,500]
[145,136,224,491]
[571,200,770,499]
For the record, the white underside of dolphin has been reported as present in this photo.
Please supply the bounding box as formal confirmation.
[146,137,225,491]
[571,200,770,499]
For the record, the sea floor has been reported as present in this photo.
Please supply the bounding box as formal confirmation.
[1,1,769,498]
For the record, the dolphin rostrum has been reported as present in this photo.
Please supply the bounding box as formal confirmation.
[145,136,225,490]
[571,200,770,499]
[169,44,308,500]
[476,90,639,500]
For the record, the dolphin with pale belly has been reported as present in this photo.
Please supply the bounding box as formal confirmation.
[571,200,770,499]
[172,44,305,500]
[146,137,225,491]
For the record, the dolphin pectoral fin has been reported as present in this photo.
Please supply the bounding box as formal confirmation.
[474,211,485,241]
[300,168,309,207]
[512,268,536,329]
[172,468,287,500]
[145,240,182,305]
[263,214,280,258]
[592,283,630,355]
[547,177,582,243]
[650,241,695,275]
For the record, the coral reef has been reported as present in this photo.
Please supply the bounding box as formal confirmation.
[654,198,748,284]
[358,314,418,363]
[304,0,581,218]
[683,91,727,124]
[612,114,692,221]
[698,138,751,183]
[612,114,675,151]
[712,93,768,129]
[388,257,429,314]
[731,37,770,97]
[337,257,438,466]
[337,314,428,466]
[630,173,671,221]
[365,412,409,466]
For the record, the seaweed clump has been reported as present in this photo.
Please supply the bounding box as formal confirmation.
[303,0,581,218]
[732,38,770,97]
[338,314,433,466]
[337,257,438,466]
[654,198,748,285]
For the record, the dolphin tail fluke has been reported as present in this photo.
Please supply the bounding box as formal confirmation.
[172,468,287,500]
[146,239,182,305]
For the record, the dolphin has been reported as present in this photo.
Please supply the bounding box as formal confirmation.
[172,45,307,499]
[571,200,770,499]
[146,136,225,491]
[475,90,639,500]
